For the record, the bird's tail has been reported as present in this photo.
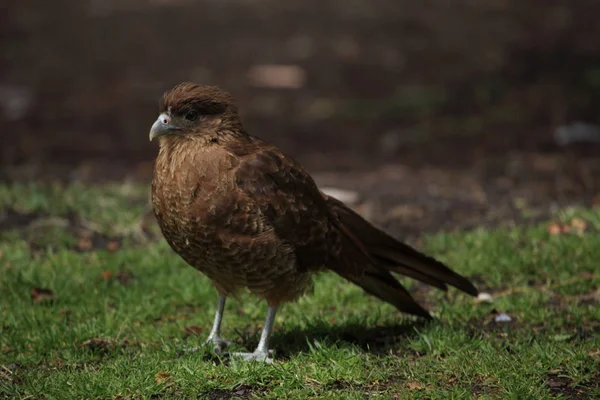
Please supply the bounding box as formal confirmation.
[325,195,478,319]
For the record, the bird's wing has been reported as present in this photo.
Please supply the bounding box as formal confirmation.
[231,141,335,271]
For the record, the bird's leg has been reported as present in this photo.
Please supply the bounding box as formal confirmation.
[205,295,232,353]
[230,305,278,363]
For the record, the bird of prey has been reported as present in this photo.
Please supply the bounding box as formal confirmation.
[149,82,478,363]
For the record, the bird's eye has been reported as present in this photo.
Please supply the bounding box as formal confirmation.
[184,109,199,122]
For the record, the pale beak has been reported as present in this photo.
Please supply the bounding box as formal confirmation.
[149,113,176,141]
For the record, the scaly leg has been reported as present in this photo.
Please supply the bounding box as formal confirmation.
[230,305,278,363]
[205,295,232,353]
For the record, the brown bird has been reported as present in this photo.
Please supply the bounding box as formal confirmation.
[149,82,478,362]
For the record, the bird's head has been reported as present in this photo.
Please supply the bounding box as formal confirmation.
[149,82,240,141]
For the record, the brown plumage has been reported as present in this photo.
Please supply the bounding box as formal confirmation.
[149,82,478,362]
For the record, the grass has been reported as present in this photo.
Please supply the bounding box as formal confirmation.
[0,182,599,399]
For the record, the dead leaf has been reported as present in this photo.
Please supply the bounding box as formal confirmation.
[588,349,600,359]
[101,270,112,279]
[547,222,561,235]
[154,372,171,384]
[30,287,55,303]
[405,381,424,390]
[106,240,120,252]
[77,236,93,251]
[570,218,586,235]
[547,222,569,235]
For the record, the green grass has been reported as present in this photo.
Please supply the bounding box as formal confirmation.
[1,183,599,399]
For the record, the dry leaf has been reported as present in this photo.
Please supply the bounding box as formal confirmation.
[155,372,171,384]
[101,270,112,279]
[106,241,120,252]
[30,287,55,303]
[547,223,561,235]
[77,236,93,251]
[547,222,570,235]
[405,381,424,390]
[570,218,586,235]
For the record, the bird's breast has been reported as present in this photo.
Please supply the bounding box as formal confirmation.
[151,142,240,257]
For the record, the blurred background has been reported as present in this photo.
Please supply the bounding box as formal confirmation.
[2,0,600,234]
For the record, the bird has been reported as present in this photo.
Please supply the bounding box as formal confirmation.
[149,82,479,363]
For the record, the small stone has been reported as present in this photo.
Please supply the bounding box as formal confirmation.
[476,292,493,303]
[494,312,512,323]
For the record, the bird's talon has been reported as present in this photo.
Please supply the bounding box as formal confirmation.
[205,337,233,353]
[229,351,274,363]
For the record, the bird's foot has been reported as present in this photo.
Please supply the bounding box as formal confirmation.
[206,336,233,354]
[229,349,274,364]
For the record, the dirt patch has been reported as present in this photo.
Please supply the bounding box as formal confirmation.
[3,2,600,244]
[0,209,46,230]
[78,338,135,355]
[0,363,23,386]
[545,372,599,399]
[312,150,600,241]
[319,376,411,396]
[0,208,127,253]
[206,384,266,400]
[4,1,600,177]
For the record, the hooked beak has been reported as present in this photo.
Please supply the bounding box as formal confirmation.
[149,113,178,141]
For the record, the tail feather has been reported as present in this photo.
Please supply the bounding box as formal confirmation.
[326,195,478,318]
[357,270,433,319]
[372,245,478,296]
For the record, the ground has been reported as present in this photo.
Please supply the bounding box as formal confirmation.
[0,182,598,399]
[2,1,600,398]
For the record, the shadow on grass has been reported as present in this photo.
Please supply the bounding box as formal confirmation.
[268,319,431,359]
[176,319,429,365]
